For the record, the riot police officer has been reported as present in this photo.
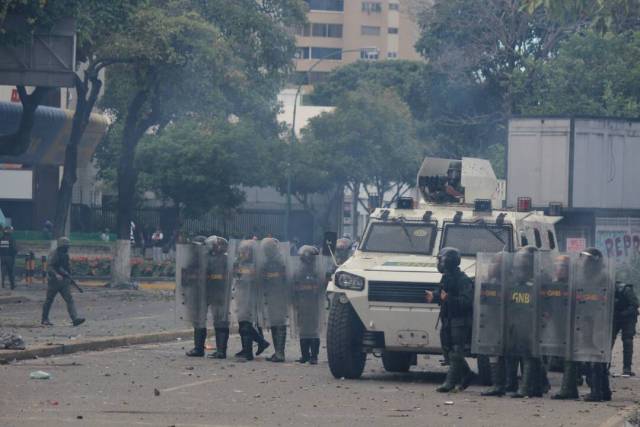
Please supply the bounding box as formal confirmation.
[426,247,474,393]
[580,248,613,402]
[41,237,85,326]
[233,240,270,361]
[293,245,324,365]
[258,238,289,362]
[612,275,639,376]
[334,238,352,266]
[0,226,17,289]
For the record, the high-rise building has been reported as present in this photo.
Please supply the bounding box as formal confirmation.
[294,0,422,83]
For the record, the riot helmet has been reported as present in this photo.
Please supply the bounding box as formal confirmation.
[513,245,537,283]
[580,247,604,276]
[437,247,461,274]
[298,245,319,264]
[57,237,70,253]
[205,235,228,255]
[192,235,207,245]
[238,240,256,263]
[261,238,281,261]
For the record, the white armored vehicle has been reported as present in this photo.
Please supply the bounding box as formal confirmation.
[326,157,561,379]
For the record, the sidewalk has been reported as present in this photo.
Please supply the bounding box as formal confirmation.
[0,281,188,362]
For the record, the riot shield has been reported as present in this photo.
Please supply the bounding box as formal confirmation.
[229,239,258,324]
[256,239,292,328]
[471,252,507,356]
[206,242,232,329]
[175,243,208,328]
[566,254,615,363]
[536,252,571,358]
[290,247,328,339]
[504,250,539,357]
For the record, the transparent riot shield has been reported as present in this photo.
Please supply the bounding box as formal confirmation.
[229,239,258,325]
[566,254,615,363]
[175,243,208,328]
[504,251,539,357]
[536,252,571,358]
[256,239,292,328]
[290,249,328,339]
[471,252,506,356]
[206,248,232,329]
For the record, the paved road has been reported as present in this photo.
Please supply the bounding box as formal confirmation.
[1,337,638,427]
[0,284,177,348]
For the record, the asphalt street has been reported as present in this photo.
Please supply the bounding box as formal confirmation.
[1,337,639,427]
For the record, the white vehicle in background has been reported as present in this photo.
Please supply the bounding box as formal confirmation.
[326,157,561,380]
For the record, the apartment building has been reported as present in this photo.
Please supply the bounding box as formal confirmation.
[295,0,422,83]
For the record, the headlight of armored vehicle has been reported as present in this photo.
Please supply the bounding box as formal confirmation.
[336,272,365,291]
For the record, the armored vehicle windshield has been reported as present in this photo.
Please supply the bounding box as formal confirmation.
[361,222,436,255]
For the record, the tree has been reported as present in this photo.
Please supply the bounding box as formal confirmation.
[512,30,640,117]
[99,0,305,286]
[302,87,420,235]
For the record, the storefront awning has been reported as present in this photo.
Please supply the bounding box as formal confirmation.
[0,101,108,166]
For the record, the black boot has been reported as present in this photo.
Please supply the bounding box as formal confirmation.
[511,358,532,398]
[236,323,254,361]
[208,328,229,359]
[584,363,604,402]
[552,361,578,400]
[481,360,506,397]
[309,338,320,365]
[505,358,519,393]
[255,327,271,356]
[297,339,311,363]
[437,347,463,393]
[623,339,635,376]
[267,326,287,363]
[186,328,207,357]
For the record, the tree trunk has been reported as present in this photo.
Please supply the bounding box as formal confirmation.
[351,182,360,239]
[112,90,150,288]
[0,86,50,155]
[53,74,102,239]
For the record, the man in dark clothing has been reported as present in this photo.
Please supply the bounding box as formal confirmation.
[0,226,18,289]
[41,237,85,327]
[426,247,474,392]
[612,278,639,376]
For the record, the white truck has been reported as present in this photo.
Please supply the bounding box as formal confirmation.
[326,157,561,380]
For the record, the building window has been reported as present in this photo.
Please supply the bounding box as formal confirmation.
[295,24,311,37]
[387,51,398,59]
[311,47,342,60]
[306,0,344,11]
[388,27,399,34]
[389,3,399,10]
[296,47,310,59]
[311,23,343,38]
[360,48,379,60]
[361,25,381,36]
[362,2,382,13]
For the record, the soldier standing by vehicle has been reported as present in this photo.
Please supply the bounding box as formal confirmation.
[41,237,85,326]
[612,274,639,376]
[426,247,474,393]
[0,226,18,289]
[293,245,324,365]
[334,238,353,266]
[258,238,289,362]
[233,240,270,361]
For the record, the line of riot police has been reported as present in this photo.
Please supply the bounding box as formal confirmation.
[175,235,353,364]
[470,246,624,401]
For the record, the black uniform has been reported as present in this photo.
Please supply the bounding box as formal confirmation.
[435,249,474,393]
[613,281,639,376]
[0,231,17,289]
[41,245,84,326]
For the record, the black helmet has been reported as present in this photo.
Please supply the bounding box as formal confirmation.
[437,247,461,273]
[513,245,537,281]
[580,247,603,273]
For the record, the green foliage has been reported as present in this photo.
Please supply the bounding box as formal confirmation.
[512,30,640,117]
[136,118,282,217]
[300,87,419,194]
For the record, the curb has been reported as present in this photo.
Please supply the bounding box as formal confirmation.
[0,329,192,364]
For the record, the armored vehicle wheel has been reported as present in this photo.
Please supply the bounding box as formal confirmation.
[477,355,492,386]
[382,351,413,373]
[327,298,366,379]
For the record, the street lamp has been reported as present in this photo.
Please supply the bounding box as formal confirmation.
[284,47,379,241]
